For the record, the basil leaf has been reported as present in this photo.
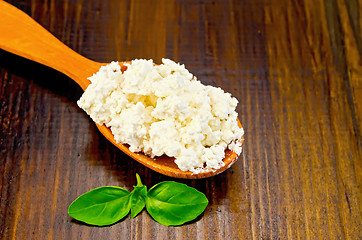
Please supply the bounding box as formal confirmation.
[131,186,147,218]
[68,186,131,226]
[146,181,208,226]
[68,174,209,227]
[130,174,147,218]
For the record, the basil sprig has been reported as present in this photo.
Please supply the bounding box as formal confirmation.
[68,174,208,226]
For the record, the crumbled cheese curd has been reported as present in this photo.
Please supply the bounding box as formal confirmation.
[77,59,244,173]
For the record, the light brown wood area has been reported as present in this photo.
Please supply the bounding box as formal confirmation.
[0,0,361,239]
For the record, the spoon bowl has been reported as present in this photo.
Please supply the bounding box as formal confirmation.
[0,1,244,178]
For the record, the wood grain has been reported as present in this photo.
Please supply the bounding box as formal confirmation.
[0,0,361,239]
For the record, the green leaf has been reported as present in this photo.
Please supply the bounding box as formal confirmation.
[68,175,209,227]
[146,181,209,226]
[130,174,147,218]
[131,186,147,218]
[68,186,132,226]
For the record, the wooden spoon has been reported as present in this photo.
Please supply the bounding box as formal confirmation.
[0,1,244,179]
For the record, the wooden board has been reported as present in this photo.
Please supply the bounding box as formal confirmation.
[0,0,361,239]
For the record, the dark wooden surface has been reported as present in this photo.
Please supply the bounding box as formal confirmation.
[0,0,361,239]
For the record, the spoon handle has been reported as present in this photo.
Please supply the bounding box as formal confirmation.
[0,1,101,90]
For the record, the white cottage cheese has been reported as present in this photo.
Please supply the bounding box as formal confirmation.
[78,59,244,173]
